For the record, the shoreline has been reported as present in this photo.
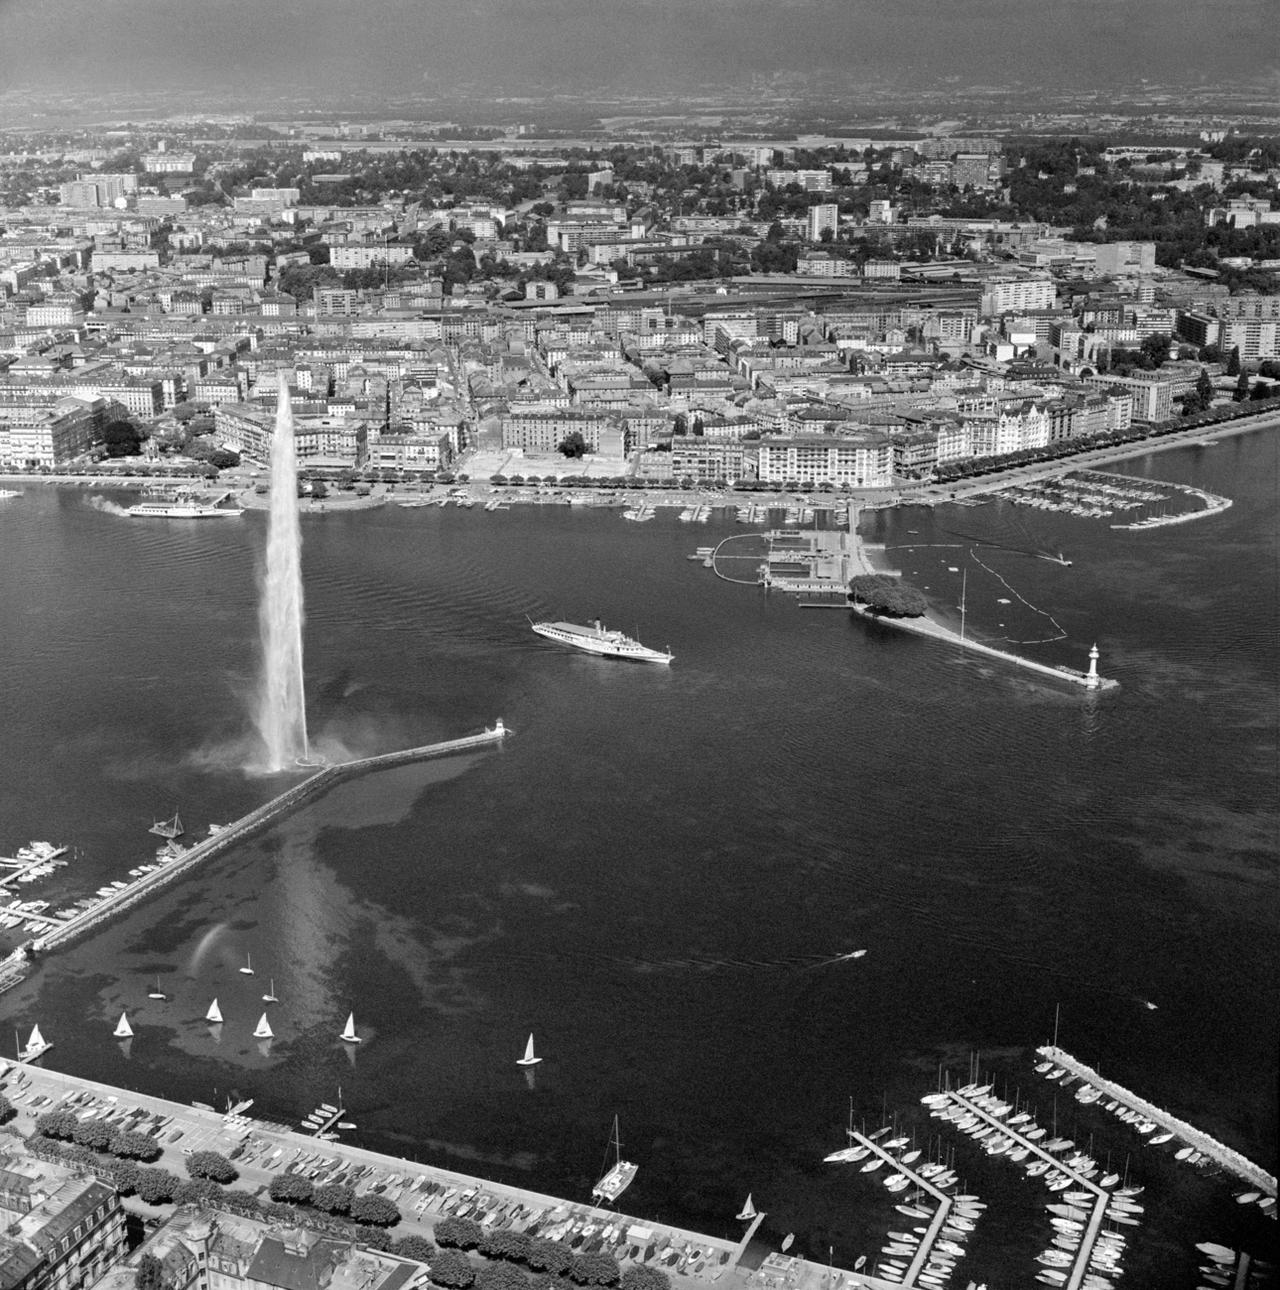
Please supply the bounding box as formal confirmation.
[1,407,1274,516]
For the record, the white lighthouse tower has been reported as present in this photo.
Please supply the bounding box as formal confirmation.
[1085,642,1100,689]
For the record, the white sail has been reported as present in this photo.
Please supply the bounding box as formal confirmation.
[339,1012,360,1043]
[114,1012,133,1039]
[206,998,222,1024]
[736,1194,757,1221]
[253,1013,273,1039]
[27,1024,44,1050]
[517,1033,542,1066]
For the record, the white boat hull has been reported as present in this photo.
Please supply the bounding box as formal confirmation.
[532,621,671,665]
[127,505,243,519]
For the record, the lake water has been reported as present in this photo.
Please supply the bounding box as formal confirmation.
[0,433,1275,1284]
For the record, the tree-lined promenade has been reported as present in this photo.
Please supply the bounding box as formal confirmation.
[1,1062,784,1290]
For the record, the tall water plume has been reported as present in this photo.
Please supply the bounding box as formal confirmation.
[254,380,309,770]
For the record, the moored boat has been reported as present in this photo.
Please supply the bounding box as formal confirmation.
[592,1115,638,1204]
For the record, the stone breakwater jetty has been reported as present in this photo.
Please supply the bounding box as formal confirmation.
[0,723,508,975]
[1037,1045,1277,1198]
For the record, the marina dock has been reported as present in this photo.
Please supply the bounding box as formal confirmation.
[844,1129,957,1285]
[12,723,508,966]
[934,1087,1111,1290]
[1035,1045,1277,1200]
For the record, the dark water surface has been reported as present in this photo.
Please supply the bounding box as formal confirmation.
[0,434,1275,1284]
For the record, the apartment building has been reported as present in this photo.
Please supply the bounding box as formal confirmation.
[368,429,453,472]
[806,204,839,242]
[500,409,612,452]
[0,394,119,469]
[979,277,1055,314]
[1084,372,1173,423]
[757,432,893,487]
[669,435,751,483]
[328,244,415,271]
[93,1209,428,1290]
[0,1159,126,1290]
[215,403,368,466]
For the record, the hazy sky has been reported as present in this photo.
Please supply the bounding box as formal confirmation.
[0,0,1275,102]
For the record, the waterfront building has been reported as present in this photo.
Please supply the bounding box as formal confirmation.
[369,429,454,472]
[500,409,612,453]
[1084,372,1174,423]
[757,432,893,488]
[669,434,752,483]
[0,393,124,468]
[0,1157,126,1290]
[214,402,369,466]
[92,1209,429,1290]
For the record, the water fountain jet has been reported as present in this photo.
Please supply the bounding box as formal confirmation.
[253,379,315,771]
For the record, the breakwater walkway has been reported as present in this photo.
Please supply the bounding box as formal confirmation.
[1036,1045,1277,1199]
[848,603,1118,691]
[23,722,508,960]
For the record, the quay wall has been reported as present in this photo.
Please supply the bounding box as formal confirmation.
[1038,1045,1277,1197]
[0,1062,911,1290]
[29,725,507,958]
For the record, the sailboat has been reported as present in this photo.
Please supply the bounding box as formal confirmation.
[339,1012,361,1044]
[735,1194,758,1221]
[591,1115,638,1204]
[262,979,278,1003]
[113,1011,133,1039]
[206,998,223,1024]
[239,953,254,976]
[517,1033,542,1066]
[23,1024,48,1057]
[253,1013,273,1039]
[149,810,184,840]
[147,977,166,1000]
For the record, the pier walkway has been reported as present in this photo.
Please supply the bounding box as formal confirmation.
[844,1130,954,1285]
[25,722,508,960]
[1036,1045,1277,1198]
[939,1088,1107,1290]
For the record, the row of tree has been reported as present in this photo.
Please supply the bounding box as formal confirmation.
[35,1108,164,1161]
[266,1173,399,1225]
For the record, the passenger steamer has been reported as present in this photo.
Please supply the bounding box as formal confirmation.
[530,619,672,664]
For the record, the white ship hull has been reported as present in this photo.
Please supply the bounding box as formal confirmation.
[532,620,672,664]
[127,504,243,519]
[592,1160,638,1204]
